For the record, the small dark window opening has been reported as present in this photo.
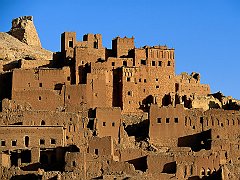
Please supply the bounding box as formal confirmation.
[103,122,106,126]
[175,83,179,92]
[69,40,73,48]
[167,61,171,66]
[139,78,141,82]
[200,117,203,123]
[72,161,76,167]
[94,149,99,155]
[41,120,45,125]
[67,76,70,81]
[51,139,56,145]
[1,140,6,146]
[144,79,147,83]
[68,95,71,99]
[94,41,98,49]
[112,62,115,66]
[127,91,132,96]
[152,61,156,66]
[28,83,31,87]
[112,122,115,127]
[157,118,161,123]
[141,60,146,65]
[39,83,42,87]
[158,61,162,66]
[25,136,29,147]
[12,140,17,146]
[127,77,130,82]
[166,118,170,123]
[123,61,127,66]
[40,139,45,145]
[156,78,158,81]
[39,96,42,101]
[174,118,178,123]
[156,85,159,89]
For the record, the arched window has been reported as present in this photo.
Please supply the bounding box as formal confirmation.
[201,168,205,177]
[41,120,46,125]
[207,168,211,176]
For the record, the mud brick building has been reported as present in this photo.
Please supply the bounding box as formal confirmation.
[0,16,239,179]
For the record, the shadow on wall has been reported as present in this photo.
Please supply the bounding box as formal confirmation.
[162,161,176,174]
[10,174,39,180]
[178,129,212,152]
[124,119,149,142]
[3,60,20,71]
[139,95,154,112]
[162,94,172,106]
[188,167,222,180]
[127,156,148,172]
[223,100,240,110]
[209,101,221,109]
[20,162,41,171]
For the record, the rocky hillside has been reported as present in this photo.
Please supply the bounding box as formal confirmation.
[0,32,52,61]
[0,16,52,64]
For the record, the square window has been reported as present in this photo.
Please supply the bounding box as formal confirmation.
[156,85,159,89]
[12,140,17,146]
[141,60,146,65]
[40,139,45,145]
[103,122,106,126]
[112,62,115,66]
[51,139,56,145]
[158,61,162,66]
[166,118,170,123]
[174,118,178,123]
[112,122,115,127]
[1,140,6,146]
[127,77,130,82]
[156,78,158,81]
[39,83,42,87]
[152,61,156,66]
[157,118,161,123]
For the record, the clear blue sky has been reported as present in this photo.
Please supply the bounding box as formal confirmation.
[1,0,240,99]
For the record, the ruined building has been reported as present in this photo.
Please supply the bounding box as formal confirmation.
[0,16,239,179]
